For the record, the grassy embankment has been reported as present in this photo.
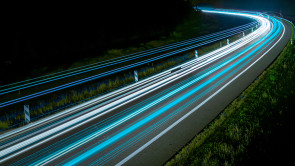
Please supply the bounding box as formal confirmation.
[165,22,295,166]
[0,13,254,130]
[0,27,254,130]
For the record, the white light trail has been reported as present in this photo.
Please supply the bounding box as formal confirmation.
[0,9,272,165]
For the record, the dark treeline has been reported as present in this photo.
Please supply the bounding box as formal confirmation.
[3,1,190,85]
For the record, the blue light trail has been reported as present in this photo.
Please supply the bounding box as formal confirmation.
[0,7,289,166]
[0,23,257,108]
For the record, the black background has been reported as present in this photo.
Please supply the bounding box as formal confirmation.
[4,1,189,84]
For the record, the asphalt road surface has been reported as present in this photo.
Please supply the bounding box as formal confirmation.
[0,9,292,166]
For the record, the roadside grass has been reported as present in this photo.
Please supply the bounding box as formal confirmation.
[165,34,295,165]
[197,28,253,57]
[0,12,234,105]
[0,18,254,130]
[0,53,192,130]
[0,27,252,131]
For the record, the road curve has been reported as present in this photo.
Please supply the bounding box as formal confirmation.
[0,22,256,108]
[0,8,292,166]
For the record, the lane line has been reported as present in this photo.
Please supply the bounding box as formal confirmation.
[116,15,285,166]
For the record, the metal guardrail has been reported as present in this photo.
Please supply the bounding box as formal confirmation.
[0,23,258,108]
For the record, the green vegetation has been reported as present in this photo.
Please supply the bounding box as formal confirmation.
[197,28,252,56]
[0,9,253,131]
[165,37,295,165]
[0,54,191,130]
[0,23,253,130]
[15,8,249,82]
[0,121,9,129]
[1,8,251,103]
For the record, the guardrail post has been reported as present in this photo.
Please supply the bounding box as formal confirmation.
[195,50,198,58]
[134,70,138,82]
[227,39,229,45]
[24,105,30,123]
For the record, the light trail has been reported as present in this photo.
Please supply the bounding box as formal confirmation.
[0,22,256,95]
[0,21,264,142]
[0,8,290,166]
[63,11,278,166]
[0,15,268,161]
[0,22,258,108]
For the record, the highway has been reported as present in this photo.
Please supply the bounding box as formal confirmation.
[0,8,292,165]
[0,21,256,108]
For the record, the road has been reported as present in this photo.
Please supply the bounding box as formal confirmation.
[0,21,256,107]
[0,9,292,166]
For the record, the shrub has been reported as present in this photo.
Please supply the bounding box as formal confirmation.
[0,121,10,129]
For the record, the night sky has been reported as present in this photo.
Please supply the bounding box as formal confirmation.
[4,1,189,84]
[9,1,188,59]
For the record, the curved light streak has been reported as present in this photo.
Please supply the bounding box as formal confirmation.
[0,22,256,94]
[0,8,288,166]
[0,23,258,108]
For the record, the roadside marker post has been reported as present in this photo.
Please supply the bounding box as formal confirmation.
[243,32,245,37]
[134,70,138,82]
[252,27,254,32]
[227,39,229,45]
[24,105,30,123]
[291,39,293,45]
[195,50,198,58]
